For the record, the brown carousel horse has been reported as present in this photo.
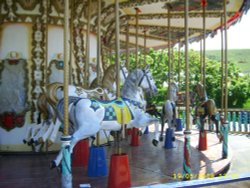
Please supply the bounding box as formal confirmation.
[193,83,222,142]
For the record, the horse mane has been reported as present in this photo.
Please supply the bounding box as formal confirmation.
[121,69,142,96]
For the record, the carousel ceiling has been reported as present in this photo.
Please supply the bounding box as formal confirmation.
[0,0,250,51]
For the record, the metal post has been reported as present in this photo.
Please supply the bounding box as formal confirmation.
[96,0,101,87]
[178,40,181,85]
[135,7,140,68]
[222,0,228,159]
[69,0,74,85]
[85,0,91,88]
[167,5,171,87]
[126,23,130,70]
[144,29,147,67]
[223,0,228,120]
[183,0,191,180]
[115,0,121,99]
[200,40,203,81]
[202,0,206,87]
[221,15,225,110]
[62,0,72,187]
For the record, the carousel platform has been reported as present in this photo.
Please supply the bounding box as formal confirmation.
[0,128,232,188]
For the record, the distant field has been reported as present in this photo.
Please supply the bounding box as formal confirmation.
[205,49,250,73]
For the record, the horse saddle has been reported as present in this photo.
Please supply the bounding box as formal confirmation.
[90,98,133,124]
[197,106,205,115]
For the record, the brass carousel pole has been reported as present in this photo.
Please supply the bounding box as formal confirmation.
[177,40,181,118]
[143,29,147,67]
[167,4,172,86]
[61,0,72,187]
[220,15,225,110]
[178,40,181,85]
[200,39,203,81]
[96,0,101,146]
[115,0,121,155]
[125,23,130,70]
[85,0,91,88]
[183,0,192,180]
[221,0,229,159]
[135,7,140,68]
[202,0,207,87]
[69,0,75,85]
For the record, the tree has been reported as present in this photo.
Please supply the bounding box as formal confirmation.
[118,49,250,109]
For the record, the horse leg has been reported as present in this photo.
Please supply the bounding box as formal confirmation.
[39,120,54,144]
[32,121,49,145]
[152,121,160,146]
[211,114,223,142]
[23,123,36,144]
[48,118,61,145]
[159,106,166,142]
[28,122,43,145]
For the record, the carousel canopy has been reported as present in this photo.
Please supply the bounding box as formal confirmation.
[0,0,250,51]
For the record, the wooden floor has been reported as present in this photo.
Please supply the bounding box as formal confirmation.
[0,129,231,188]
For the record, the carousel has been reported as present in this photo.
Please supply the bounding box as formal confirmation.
[0,0,250,187]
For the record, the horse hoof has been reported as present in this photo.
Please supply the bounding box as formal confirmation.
[47,139,54,147]
[159,136,164,142]
[172,137,175,142]
[152,139,158,147]
[30,138,35,144]
[50,161,57,169]
[139,131,143,136]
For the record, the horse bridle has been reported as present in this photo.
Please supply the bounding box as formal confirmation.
[120,65,127,81]
[138,69,153,93]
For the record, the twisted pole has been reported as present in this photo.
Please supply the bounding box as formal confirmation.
[61,0,72,187]
[183,0,192,180]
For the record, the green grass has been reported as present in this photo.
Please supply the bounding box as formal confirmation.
[205,49,250,73]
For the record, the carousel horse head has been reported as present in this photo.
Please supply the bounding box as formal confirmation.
[122,65,158,101]
[137,65,158,96]
[102,64,129,92]
[194,82,208,101]
[167,81,179,102]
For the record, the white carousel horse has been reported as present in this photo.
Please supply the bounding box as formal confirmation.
[193,83,222,142]
[51,66,160,168]
[159,82,179,142]
[23,84,104,147]
[23,65,129,147]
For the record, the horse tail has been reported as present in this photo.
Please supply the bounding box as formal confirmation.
[37,93,50,121]
[46,82,63,107]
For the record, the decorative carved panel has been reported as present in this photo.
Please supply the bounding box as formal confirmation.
[0,52,29,131]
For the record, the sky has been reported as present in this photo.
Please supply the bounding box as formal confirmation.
[189,10,250,50]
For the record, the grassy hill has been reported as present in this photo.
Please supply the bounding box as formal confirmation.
[205,49,250,73]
